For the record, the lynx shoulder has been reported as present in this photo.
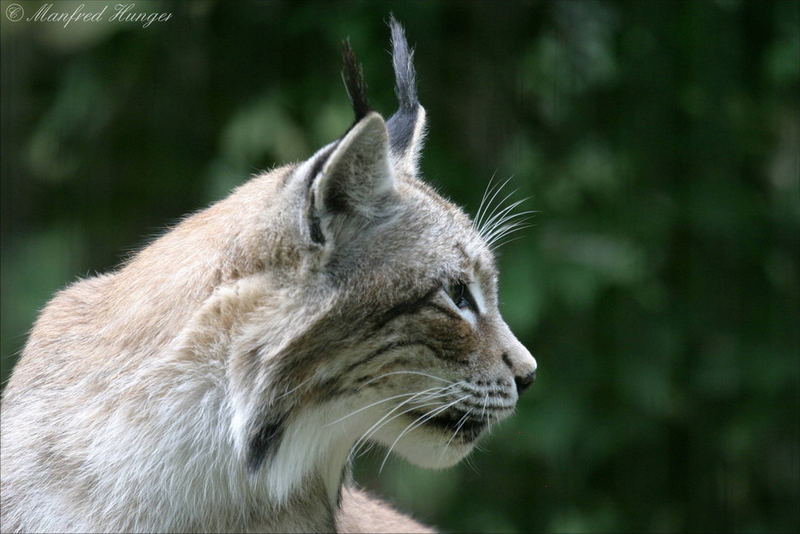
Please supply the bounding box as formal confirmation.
[0,17,536,533]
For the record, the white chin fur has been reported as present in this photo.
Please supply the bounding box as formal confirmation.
[371,418,476,469]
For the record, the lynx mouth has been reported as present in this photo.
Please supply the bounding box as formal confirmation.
[408,409,489,442]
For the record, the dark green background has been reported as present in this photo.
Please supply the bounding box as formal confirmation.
[2,1,798,532]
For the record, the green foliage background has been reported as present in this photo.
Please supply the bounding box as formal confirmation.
[1,1,798,532]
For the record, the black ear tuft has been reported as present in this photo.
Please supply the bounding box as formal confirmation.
[388,14,418,112]
[386,15,427,174]
[341,39,371,122]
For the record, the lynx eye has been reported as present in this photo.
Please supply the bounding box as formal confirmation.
[446,281,477,312]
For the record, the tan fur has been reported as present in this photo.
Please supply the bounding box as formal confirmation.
[1,24,536,534]
[337,488,435,533]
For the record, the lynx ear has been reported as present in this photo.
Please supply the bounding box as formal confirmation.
[386,15,427,177]
[307,112,395,247]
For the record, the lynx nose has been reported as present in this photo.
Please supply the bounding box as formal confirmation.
[498,320,537,396]
[514,370,537,395]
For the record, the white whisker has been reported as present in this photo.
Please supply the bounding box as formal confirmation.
[357,370,455,389]
[378,395,470,473]
[350,383,464,457]
[274,375,315,401]
[475,176,514,235]
[352,394,453,458]
[484,208,536,233]
[490,235,528,252]
[485,221,533,248]
[480,197,528,241]
[488,228,533,252]
[473,172,498,231]
[479,189,519,239]
[437,407,474,464]
[352,397,448,459]
[472,173,535,252]
[324,387,444,427]
[483,209,537,240]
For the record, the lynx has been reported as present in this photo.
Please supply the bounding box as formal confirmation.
[0,18,536,533]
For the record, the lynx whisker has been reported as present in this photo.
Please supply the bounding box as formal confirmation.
[351,397,450,459]
[357,370,455,389]
[474,176,514,234]
[483,208,536,240]
[480,391,490,420]
[463,452,481,475]
[473,172,500,232]
[485,213,535,251]
[353,393,457,456]
[437,407,474,465]
[488,230,532,252]
[350,382,464,456]
[484,220,534,248]
[352,394,455,459]
[489,234,529,252]
[323,386,445,427]
[274,375,315,401]
[478,189,520,239]
[487,227,533,252]
[378,395,469,473]
[479,197,528,242]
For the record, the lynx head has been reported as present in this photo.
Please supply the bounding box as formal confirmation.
[224,17,536,498]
